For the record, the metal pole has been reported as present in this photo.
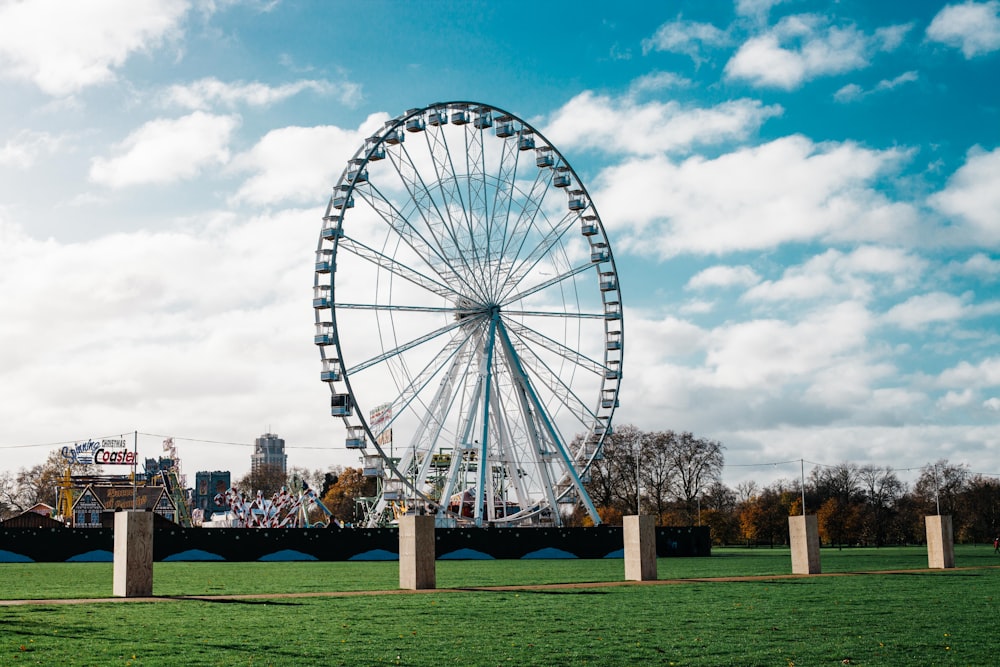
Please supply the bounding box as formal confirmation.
[132,430,138,511]
[800,459,806,515]
[933,464,941,516]
[635,442,640,516]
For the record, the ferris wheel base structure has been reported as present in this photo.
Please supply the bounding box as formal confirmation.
[313,102,624,528]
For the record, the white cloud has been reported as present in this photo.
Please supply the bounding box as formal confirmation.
[834,70,919,102]
[628,71,692,95]
[593,135,916,257]
[926,1,1000,58]
[735,0,789,21]
[686,265,761,290]
[884,291,968,330]
[938,388,975,408]
[642,18,731,63]
[949,253,1000,280]
[744,247,926,303]
[984,397,1000,411]
[937,356,1000,388]
[701,301,872,390]
[230,113,388,206]
[543,91,782,157]
[0,209,347,477]
[162,77,361,110]
[0,0,189,96]
[90,111,239,188]
[929,146,1000,244]
[725,14,911,89]
[0,130,64,168]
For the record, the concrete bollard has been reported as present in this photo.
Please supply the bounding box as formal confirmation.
[925,515,955,569]
[113,510,154,597]
[788,515,821,574]
[624,515,657,581]
[399,514,436,590]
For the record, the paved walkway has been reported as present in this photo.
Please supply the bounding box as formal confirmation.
[2,565,997,606]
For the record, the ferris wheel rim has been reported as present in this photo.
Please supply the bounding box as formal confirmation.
[314,101,623,526]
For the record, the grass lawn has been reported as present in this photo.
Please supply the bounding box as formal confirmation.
[1,546,998,665]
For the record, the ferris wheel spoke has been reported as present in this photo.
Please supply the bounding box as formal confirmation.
[501,308,604,319]
[353,180,481,298]
[499,210,579,301]
[387,140,490,303]
[505,319,606,376]
[335,302,470,316]
[375,326,479,441]
[495,319,600,519]
[504,330,597,428]
[485,132,521,295]
[336,236,462,301]
[499,261,593,308]
[496,169,556,291]
[345,318,471,377]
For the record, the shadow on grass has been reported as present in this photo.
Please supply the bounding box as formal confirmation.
[167,597,302,605]
[454,588,609,595]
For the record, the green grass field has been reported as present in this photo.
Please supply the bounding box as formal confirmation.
[2,546,998,666]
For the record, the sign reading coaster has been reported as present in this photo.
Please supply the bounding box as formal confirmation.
[62,438,136,466]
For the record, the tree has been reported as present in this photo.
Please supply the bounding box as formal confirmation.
[857,465,904,546]
[320,467,377,525]
[236,464,287,497]
[666,432,724,522]
[913,460,968,515]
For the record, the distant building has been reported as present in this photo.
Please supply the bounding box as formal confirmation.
[252,432,287,475]
[194,470,231,518]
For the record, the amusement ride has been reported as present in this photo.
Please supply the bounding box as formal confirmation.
[313,102,623,527]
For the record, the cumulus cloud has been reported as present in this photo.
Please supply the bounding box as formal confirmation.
[0,130,64,168]
[725,14,911,89]
[90,111,239,187]
[744,247,926,303]
[884,291,969,330]
[929,146,1000,244]
[834,70,919,102]
[162,77,362,110]
[0,209,342,476]
[735,0,790,21]
[592,135,916,257]
[686,265,761,290]
[937,356,1000,388]
[628,71,692,95]
[0,0,189,96]
[229,112,388,206]
[926,1,1000,58]
[701,301,873,390]
[542,91,782,157]
[642,18,731,63]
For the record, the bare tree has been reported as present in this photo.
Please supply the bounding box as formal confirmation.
[667,432,724,520]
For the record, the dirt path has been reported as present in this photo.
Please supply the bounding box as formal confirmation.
[3,565,997,606]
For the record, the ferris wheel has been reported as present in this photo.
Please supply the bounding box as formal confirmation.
[313,102,622,527]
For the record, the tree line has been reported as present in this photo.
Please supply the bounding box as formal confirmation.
[575,425,1000,546]
[5,432,999,545]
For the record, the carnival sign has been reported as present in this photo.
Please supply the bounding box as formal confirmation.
[61,438,136,466]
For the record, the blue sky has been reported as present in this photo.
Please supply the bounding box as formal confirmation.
[1,0,998,487]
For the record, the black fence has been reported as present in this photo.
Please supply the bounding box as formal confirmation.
[0,524,710,562]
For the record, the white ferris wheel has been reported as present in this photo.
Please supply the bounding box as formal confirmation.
[313,102,623,527]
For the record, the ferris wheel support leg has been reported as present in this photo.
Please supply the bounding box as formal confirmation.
[474,311,499,527]
[495,319,603,526]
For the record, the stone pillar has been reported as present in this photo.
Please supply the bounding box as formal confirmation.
[399,514,436,590]
[113,511,154,597]
[788,515,821,575]
[925,515,955,569]
[624,515,657,581]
